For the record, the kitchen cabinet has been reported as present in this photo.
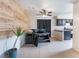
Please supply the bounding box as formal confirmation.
[53,29,72,41]
[56,19,65,26]
[56,19,73,26]
[64,30,71,40]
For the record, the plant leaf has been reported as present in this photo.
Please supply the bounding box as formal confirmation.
[12,27,25,37]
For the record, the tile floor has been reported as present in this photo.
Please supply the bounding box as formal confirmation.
[17,39,79,58]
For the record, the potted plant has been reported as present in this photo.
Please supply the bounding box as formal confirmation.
[8,27,25,58]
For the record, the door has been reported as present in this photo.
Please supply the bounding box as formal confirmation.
[37,19,51,36]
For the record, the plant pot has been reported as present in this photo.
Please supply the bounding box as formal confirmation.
[8,48,17,58]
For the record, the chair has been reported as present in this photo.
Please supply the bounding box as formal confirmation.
[25,31,38,47]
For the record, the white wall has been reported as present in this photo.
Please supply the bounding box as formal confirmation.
[57,13,73,19]
[73,1,79,51]
[0,34,25,56]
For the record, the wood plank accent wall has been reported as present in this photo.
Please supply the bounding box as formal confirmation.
[0,0,31,31]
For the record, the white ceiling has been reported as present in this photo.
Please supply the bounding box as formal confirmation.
[41,0,73,13]
[19,0,73,18]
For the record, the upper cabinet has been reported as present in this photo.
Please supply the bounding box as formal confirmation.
[56,19,65,26]
[56,19,73,26]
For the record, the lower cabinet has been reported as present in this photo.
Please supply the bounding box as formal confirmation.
[64,31,71,40]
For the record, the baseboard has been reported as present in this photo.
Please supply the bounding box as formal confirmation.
[73,48,79,52]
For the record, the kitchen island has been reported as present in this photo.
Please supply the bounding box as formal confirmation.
[54,29,73,41]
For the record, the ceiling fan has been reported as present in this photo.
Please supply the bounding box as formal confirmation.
[39,9,52,16]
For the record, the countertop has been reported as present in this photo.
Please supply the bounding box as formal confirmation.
[54,26,73,32]
[54,29,73,32]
